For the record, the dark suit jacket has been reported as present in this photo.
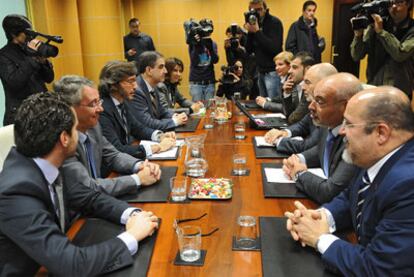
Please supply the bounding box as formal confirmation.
[62,125,140,197]
[322,139,414,275]
[100,94,155,158]
[0,148,133,276]
[130,75,175,131]
[297,128,359,204]
[277,114,320,154]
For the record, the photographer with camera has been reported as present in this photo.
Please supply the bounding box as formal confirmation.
[350,0,414,98]
[0,14,55,125]
[225,24,247,65]
[184,18,219,102]
[245,0,283,99]
[217,60,252,99]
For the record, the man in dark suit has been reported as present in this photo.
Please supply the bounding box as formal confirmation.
[264,63,337,154]
[0,92,159,276]
[283,73,362,204]
[54,75,161,197]
[286,87,414,276]
[98,60,175,159]
[129,51,188,131]
[256,52,314,124]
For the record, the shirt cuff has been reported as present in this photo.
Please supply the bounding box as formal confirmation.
[316,234,339,254]
[285,129,292,137]
[151,130,163,142]
[120,207,140,224]
[117,232,139,255]
[142,144,153,156]
[319,207,337,233]
[130,174,141,188]
[132,161,143,173]
[297,154,307,165]
[172,116,179,126]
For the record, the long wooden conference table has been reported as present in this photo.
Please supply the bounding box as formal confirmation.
[55,106,320,276]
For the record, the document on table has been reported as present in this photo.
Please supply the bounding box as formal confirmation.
[253,113,286,119]
[140,140,179,158]
[264,168,327,183]
[255,136,274,147]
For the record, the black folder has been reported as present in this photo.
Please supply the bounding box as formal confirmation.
[261,163,307,198]
[72,218,160,277]
[119,166,177,203]
[175,118,200,133]
[253,137,290,159]
[260,217,338,277]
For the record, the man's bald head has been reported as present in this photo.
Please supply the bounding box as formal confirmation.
[306,63,337,81]
[349,86,414,133]
[302,63,337,96]
[317,73,363,102]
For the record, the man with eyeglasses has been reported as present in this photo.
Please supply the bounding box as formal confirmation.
[245,0,283,99]
[285,86,414,275]
[264,63,337,155]
[350,0,414,98]
[98,60,176,159]
[282,73,362,204]
[54,75,161,198]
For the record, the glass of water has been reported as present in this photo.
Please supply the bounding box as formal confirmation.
[170,177,187,202]
[176,225,202,262]
[232,153,247,175]
[236,216,257,249]
[234,121,246,140]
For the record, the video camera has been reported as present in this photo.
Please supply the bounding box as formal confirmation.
[244,9,260,25]
[183,18,214,45]
[351,0,392,30]
[220,65,237,85]
[25,29,63,58]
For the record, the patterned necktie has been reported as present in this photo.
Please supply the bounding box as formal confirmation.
[323,130,335,177]
[52,175,65,231]
[118,103,129,144]
[150,90,159,118]
[356,171,371,241]
[84,135,97,178]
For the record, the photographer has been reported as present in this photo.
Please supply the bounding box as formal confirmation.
[217,60,252,99]
[185,19,219,101]
[350,0,414,98]
[245,0,283,99]
[0,14,54,125]
[224,24,247,65]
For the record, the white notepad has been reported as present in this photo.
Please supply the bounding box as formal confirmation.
[264,168,327,183]
[140,140,179,159]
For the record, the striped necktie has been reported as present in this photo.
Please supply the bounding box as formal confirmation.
[356,171,371,241]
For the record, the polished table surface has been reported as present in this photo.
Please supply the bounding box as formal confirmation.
[66,106,319,277]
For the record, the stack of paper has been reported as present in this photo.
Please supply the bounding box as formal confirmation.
[140,140,179,159]
[264,168,327,183]
[255,136,274,147]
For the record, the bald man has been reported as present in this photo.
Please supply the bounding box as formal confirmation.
[285,87,414,276]
[264,63,337,154]
[283,73,362,204]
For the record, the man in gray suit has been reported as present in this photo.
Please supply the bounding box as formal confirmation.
[282,73,362,204]
[54,75,161,197]
[264,63,337,155]
[0,92,159,275]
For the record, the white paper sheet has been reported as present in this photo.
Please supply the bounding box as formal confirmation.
[255,136,274,147]
[253,113,286,119]
[264,167,327,183]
